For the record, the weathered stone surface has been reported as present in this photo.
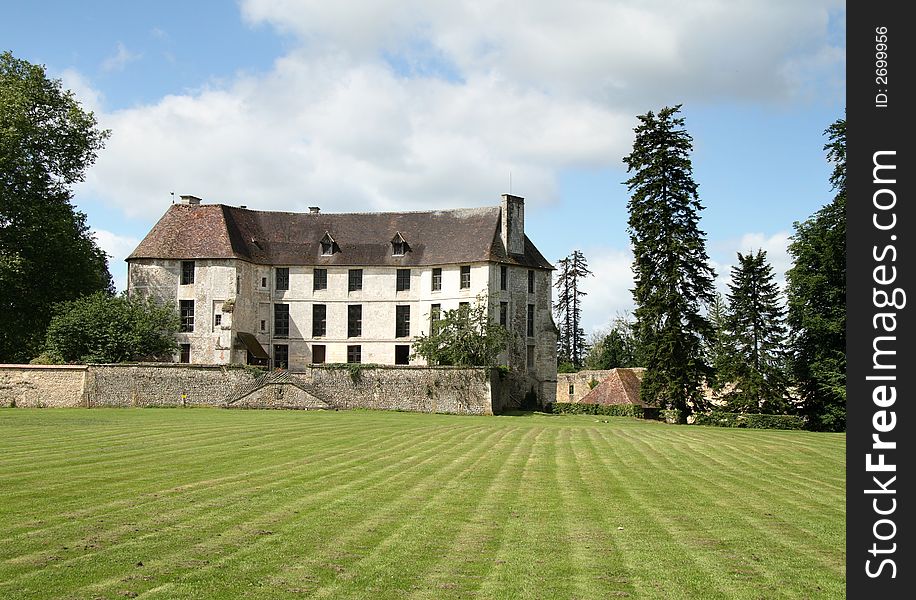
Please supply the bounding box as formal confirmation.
[0,364,499,415]
[0,365,87,407]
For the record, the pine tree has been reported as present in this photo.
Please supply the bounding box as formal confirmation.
[553,250,592,368]
[623,105,716,423]
[721,250,790,413]
[705,292,732,392]
[553,256,573,367]
[786,117,846,431]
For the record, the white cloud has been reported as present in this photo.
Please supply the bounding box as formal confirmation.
[577,247,635,334]
[74,0,842,221]
[101,42,141,72]
[58,68,104,113]
[92,229,139,292]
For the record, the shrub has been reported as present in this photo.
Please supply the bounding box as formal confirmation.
[550,402,643,417]
[693,411,805,430]
[44,292,179,363]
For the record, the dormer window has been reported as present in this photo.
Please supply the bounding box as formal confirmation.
[320,232,337,256]
[391,232,410,257]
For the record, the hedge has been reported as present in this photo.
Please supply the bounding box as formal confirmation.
[549,403,643,417]
[693,411,805,430]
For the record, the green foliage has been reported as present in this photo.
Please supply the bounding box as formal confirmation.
[411,295,507,367]
[242,364,268,379]
[585,315,641,370]
[44,292,179,363]
[703,293,731,392]
[693,411,806,431]
[786,117,846,432]
[1,52,113,362]
[554,250,592,367]
[557,362,578,373]
[623,105,716,423]
[719,250,791,414]
[550,402,643,417]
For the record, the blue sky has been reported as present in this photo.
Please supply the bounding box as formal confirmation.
[3,0,845,333]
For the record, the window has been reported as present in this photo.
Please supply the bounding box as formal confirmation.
[499,301,508,327]
[236,275,241,294]
[274,344,289,370]
[260,319,266,332]
[276,267,289,291]
[459,302,469,310]
[527,304,535,337]
[313,268,327,291]
[347,345,361,363]
[396,305,410,338]
[312,344,326,364]
[527,345,535,371]
[312,304,326,337]
[460,265,471,289]
[179,300,195,332]
[430,303,441,333]
[179,344,190,363]
[396,268,411,291]
[348,305,362,337]
[348,269,363,292]
[568,384,575,395]
[500,265,508,291]
[320,232,337,256]
[261,276,268,288]
[528,270,535,294]
[214,313,222,327]
[181,261,195,285]
[431,268,442,292]
[395,345,410,365]
[274,303,290,337]
[391,232,409,256]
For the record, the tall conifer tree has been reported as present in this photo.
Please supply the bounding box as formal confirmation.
[623,105,716,422]
[553,250,592,368]
[722,250,790,413]
[786,117,846,431]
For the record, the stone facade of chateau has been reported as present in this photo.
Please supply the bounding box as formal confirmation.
[127,194,557,406]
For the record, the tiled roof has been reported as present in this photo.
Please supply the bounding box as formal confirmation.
[128,204,553,269]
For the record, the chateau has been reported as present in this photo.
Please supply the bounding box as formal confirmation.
[127,194,558,404]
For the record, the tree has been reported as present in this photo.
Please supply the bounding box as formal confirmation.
[704,292,732,392]
[786,116,846,431]
[623,105,717,423]
[412,296,508,367]
[553,249,592,368]
[42,292,179,363]
[584,314,640,370]
[1,51,112,363]
[720,250,790,413]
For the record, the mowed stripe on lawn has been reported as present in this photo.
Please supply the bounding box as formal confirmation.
[0,409,845,599]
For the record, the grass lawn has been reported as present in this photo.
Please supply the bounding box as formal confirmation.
[0,409,845,599]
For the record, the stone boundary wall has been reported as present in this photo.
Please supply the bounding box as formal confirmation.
[0,364,88,408]
[0,364,500,415]
[296,365,497,415]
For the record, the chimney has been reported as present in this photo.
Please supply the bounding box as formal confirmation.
[309,206,321,214]
[179,194,202,205]
[500,194,525,255]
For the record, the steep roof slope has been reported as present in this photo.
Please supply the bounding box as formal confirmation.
[128,204,552,269]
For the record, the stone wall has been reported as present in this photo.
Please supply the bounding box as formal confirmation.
[84,364,253,408]
[296,365,496,415]
[0,363,499,415]
[0,365,88,407]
